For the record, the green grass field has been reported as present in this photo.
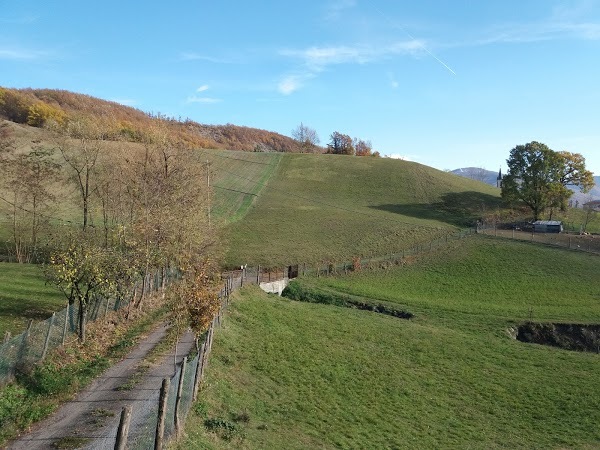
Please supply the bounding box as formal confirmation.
[193,149,282,224]
[179,236,600,449]
[223,154,501,267]
[0,263,65,335]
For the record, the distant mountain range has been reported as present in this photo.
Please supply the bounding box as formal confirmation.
[450,168,501,187]
[451,168,600,203]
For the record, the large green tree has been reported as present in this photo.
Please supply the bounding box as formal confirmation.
[501,141,594,220]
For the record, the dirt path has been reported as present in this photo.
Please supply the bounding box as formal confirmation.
[8,323,196,450]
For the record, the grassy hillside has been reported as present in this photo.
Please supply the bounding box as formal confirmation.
[180,236,600,449]
[0,263,65,334]
[196,150,282,224]
[224,154,501,266]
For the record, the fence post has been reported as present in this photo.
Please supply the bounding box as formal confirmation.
[257,265,260,284]
[62,302,70,346]
[17,320,33,362]
[174,356,187,435]
[154,378,170,450]
[114,405,133,450]
[41,312,56,361]
[193,342,207,401]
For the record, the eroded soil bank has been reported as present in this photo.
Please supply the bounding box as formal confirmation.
[517,322,600,352]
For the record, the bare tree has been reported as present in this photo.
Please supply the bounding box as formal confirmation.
[291,122,320,153]
[0,137,60,261]
[53,119,104,231]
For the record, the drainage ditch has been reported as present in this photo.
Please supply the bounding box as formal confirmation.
[516,322,600,353]
[281,281,413,320]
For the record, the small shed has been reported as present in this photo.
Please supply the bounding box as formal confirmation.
[533,220,563,233]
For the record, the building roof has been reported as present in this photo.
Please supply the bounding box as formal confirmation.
[533,220,562,225]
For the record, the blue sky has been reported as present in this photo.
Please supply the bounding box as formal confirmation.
[1,0,599,174]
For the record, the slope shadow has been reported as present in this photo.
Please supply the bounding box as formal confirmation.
[371,191,501,227]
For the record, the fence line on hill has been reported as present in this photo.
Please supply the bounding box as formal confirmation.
[222,227,477,290]
[0,269,174,385]
[477,223,600,255]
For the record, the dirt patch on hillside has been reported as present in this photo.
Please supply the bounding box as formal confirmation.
[516,322,600,353]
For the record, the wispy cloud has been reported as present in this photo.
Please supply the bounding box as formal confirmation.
[186,96,222,104]
[277,40,423,94]
[281,40,423,69]
[277,75,307,95]
[480,21,600,44]
[0,46,51,61]
[477,2,600,45]
[388,72,399,89]
[324,0,357,20]
[196,85,209,92]
[179,52,234,64]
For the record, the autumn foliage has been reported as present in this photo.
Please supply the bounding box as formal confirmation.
[0,87,307,153]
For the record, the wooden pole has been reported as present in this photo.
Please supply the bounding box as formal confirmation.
[257,265,260,284]
[62,302,69,346]
[17,320,33,362]
[154,378,170,450]
[114,405,133,450]
[192,342,206,401]
[41,312,56,361]
[174,356,187,434]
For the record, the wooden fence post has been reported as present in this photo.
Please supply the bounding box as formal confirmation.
[114,405,132,450]
[40,312,56,361]
[257,265,260,284]
[174,356,187,435]
[17,320,33,362]
[193,342,206,401]
[154,378,170,450]
[62,302,70,346]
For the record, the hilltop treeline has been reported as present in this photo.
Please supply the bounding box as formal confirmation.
[0,87,306,153]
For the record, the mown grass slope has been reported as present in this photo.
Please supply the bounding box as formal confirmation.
[195,149,282,224]
[224,153,501,266]
[0,263,65,334]
[180,236,600,449]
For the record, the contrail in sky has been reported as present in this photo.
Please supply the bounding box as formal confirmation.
[374,6,457,76]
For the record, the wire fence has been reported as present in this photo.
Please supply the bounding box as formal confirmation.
[87,288,227,450]
[0,269,173,385]
[223,227,478,290]
[477,223,600,255]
